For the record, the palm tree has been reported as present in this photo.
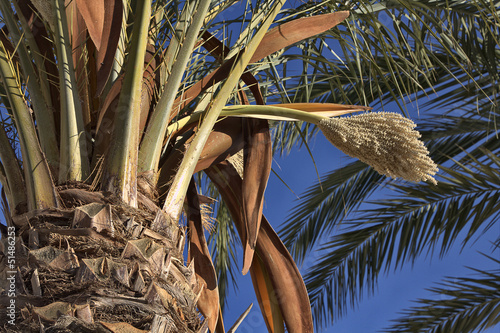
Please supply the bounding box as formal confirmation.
[275,0,500,331]
[0,0,438,332]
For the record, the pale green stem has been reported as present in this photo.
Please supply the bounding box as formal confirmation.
[0,42,58,210]
[163,0,287,221]
[0,162,13,215]
[166,105,326,136]
[1,0,59,170]
[222,105,325,123]
[100,0,152,207]
[138,0,212,173]
[0,162,16,224]
[54,0,90,182]
[11,0,55,118]
[162,0,198,80]
[102,2,129,97]
[0,121,27,214]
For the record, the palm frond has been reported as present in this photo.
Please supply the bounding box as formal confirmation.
[303,147,500,329]
[208,197,240,312]
[386,256,500,333]
[262,0,499,155]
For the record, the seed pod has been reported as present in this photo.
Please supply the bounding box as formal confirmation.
[318,112,438,184]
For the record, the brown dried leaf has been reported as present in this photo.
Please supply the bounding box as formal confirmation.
[206,162,313,332]
[205,162,247,270]
[75,0,123,95]
[170,56,237,121]
[170,30,268,122]
[194,118,244,173]
[241,119,272,274]
[186,180,221,333]
[201,31,264,105]
[250,11,350,63]
[249,255,285,333]
[75,0,105,50]
[255,217,314,333]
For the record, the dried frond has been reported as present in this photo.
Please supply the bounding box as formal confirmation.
[318,112,438,184]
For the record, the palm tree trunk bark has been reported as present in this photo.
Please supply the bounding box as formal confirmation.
[0,184,205,333]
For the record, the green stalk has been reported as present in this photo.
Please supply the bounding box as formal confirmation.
[0,41,58,210]
[0,121,27,214]
[100,0,152,207]
[138,0,212,173]
[163,0,287,221]
[0,162,12,213]
[11,0,55,119]
[162,0,198,79]
[166,105,326,135]
[53,0,90,182]
[1,0,59,170]
[103,2,129,97]
[222,105,325,123]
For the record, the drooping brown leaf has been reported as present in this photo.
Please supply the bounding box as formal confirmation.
[193,117,244,173]
[186,180,221,333]
[249,253,285,333]
[206,161,313,333]
[170,28,274,122]
[74,0,105,50]
[75,0,123,95]
[201,30,230,61]
[170,54,240,121]
[205,161,247,267]
[256,217,314,333]
[249,11,350,63]
[241,118,272,274]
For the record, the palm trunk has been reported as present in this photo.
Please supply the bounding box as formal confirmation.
[0,184,205,332]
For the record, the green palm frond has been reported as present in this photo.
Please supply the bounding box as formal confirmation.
[386,256,500,333]
[209,200,241,311]
[262,0,498,154]
[303,146,500,329]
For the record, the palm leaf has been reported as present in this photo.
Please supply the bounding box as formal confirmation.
[386,256,500,333]
[303,146,500,329]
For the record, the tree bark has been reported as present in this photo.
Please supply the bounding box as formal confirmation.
[0,184,205,332]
